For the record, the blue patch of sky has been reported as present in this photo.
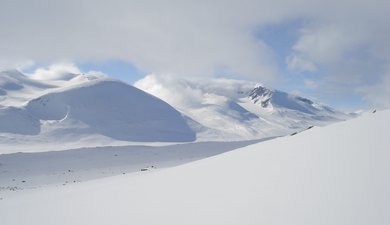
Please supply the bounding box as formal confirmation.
[255,18,314,87]
[255,19,364,110]
[327,95,365,112]
[78,60,145,84]
[256,19,303,66]
[256,19,313,89]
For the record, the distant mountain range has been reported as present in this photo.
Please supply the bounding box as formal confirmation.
[0,70,352,150]
[135,74,352,141]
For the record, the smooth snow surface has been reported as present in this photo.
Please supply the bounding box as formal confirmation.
[0,139,262,192]
[25,80,195,142]
[1,109,388,225]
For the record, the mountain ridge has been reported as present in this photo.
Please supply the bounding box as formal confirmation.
[0,70,352,151]
[135,74,352,141]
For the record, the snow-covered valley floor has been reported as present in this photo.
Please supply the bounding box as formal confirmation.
[0,139,264,199]
[0,110,389,225]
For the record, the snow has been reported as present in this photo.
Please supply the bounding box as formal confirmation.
[0,139,262,193]
[25,79,195,142]
[0,70,354,152]
[0,109,388,225]
[135,74,351,141]
[0,70,195,152]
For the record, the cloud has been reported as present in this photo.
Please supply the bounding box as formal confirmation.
[30,63,81,80]
[286,55,317,72]
[0,0,390,108]
[0,60,34,72]
[0,0,288,81]
[358,72,390,110]
[134,74,205,109]
[134,74,257,109]
[284,8,390,108]
[303,79,318,89]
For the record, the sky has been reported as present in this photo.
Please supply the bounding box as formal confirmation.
[0,0,389,111]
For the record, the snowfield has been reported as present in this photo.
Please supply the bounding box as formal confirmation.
[0,139,262,193]
[0,109,388,225]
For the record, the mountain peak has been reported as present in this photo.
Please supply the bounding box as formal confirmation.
[0,71,196,147]
[135,75,351,141]
[248,85,274,108]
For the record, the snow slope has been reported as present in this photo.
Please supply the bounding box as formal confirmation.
[1,109,388,225]
[135,75,351,141]
[0,70,195,151]
[0,70,55,107]
[25,80,195,142]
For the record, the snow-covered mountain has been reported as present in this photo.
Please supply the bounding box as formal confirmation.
[0,70,195,150]
[0,70,351,150]
[135,74,351,141]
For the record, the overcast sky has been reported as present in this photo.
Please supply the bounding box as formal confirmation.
[0,0,389,110]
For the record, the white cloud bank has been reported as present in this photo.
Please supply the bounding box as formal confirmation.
[30,63,81,81]
[134,74,257,109]
[0,0,389,108]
